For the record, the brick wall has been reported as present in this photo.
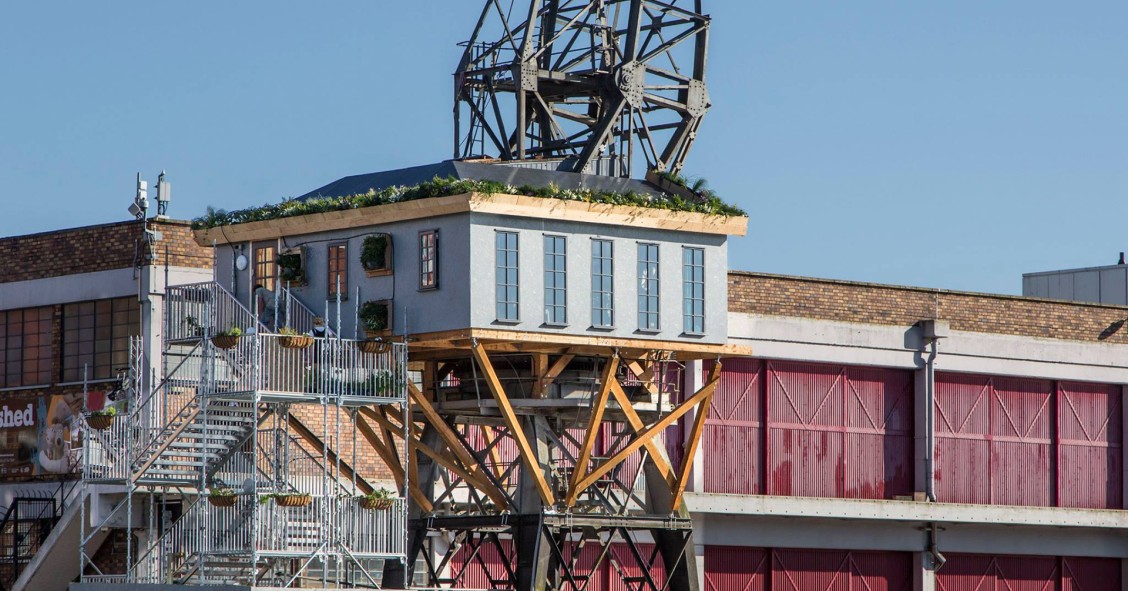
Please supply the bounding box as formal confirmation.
[289,405,397,486]
[0,219,211,284]
[729,271,1128,344]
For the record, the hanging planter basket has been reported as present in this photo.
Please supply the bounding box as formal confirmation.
[278,335,314,350]
[87,415,115,431]
[211,334,240,350]
[274,494,313,508]
[355,339,391,355]
[208,495,238,508]
[359,496,396,511]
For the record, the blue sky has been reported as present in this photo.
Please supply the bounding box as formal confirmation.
[2,2,1125,295]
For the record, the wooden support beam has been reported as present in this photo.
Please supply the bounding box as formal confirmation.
[624,360,659,396]
[471,343,556,507]
[671,361,722,508]
[566,355,619,507]
[575,372,721,495]
[408,382,510,508]
[422,360,436,402]
[531,354,549,398]
[412,438,498,498]
[286,413,374,495]
[609,380,676,486]
[356,415,432,511]
[534,352,574,398]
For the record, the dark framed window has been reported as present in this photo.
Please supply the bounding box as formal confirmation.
[496,232,519,321]
[638,243,660,331]
[419,230,438,290]
[682,247,705,334]
[591,239,614,328]
[544,235,567,325]
[328,242,348,300]
[0,307,53,388]
[254,244,276,291]
[62,298,139,383]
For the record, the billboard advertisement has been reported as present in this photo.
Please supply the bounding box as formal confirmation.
[0,391,90,480]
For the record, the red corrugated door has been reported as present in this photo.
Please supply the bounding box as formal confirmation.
[935,374,992,504]
[771,549,911,591]
[767,362,846,497]
[608,543,666,591]
[703,546,767,591]
[1058,381,1123,509]
[991,378,1054,506]
[938,554,1066,591]
[767,361,913,499]
[936,374,1054,506]
[1062,557,1121,591]
[704,359,763,495]
[843,366,913,498]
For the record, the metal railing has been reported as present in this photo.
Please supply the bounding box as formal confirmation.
[281,286,336,338]
[166,282,262,343]
[205,334,407,401]
[341,496,407,557]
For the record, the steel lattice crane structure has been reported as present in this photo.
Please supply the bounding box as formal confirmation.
[454,0,711,178]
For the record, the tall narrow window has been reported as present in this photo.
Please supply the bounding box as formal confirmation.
[638,243,660,331]
[544,235,567,325]
[419,230,438,290]
[327,242,348,300]
[683,247,705,334]
[496,232,519,321]
[254,244,277,291]
[591,239,614,327]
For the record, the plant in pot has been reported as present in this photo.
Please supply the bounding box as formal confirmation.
[260,491,313,508]
[361,234,393,276]
[358,487,397,510]
[278,249,306,286]
[211,325,242,350]
[358,300,391,340]
[87,406,116,431]
[208,487,238,507]
[277,326,313,350]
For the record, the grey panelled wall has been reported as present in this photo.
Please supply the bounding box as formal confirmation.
[214,213,473,338]
[468,213,729,344]
[212,209,729,343]
[1023,264,1128,305]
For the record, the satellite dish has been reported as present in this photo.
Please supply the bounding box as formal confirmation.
[235,254,249,271]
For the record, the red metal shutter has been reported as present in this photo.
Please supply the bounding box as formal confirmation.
[703,546,767,591]
[704,359,764,494]
[771,549,911,591]
[990,378,1054,506]
[938,554,1065,591]
[450,538,515,589]
[1058,381,1123,509]
[1062,557,1121,591]
[608,543,666,591]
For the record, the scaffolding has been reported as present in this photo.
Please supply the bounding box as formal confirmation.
[79,281,409,587]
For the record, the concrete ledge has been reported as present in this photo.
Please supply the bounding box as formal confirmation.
[686,492,1128,529]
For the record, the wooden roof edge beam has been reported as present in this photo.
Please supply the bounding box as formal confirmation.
[566,355,619,507]
[471,343,557,507]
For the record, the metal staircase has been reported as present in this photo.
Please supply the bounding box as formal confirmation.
[78,280,409,587]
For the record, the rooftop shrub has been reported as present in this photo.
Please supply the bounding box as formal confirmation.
[191,175,745,230]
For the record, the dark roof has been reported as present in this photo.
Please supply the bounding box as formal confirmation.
[296,160,660,201]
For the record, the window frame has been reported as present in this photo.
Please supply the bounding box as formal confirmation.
[682,246,706,335]
[60,298,139,384]
[591,238,614,329]
[495,231,520,322]
[637,242,661,332]
[543,234,568,326]
[327,241,349,300]
[1,306,54,389]
[254,243,277,292]
[419,230,439,291]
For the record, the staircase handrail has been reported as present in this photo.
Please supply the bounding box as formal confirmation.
[165,281,265,344]
[280,286,336,338]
